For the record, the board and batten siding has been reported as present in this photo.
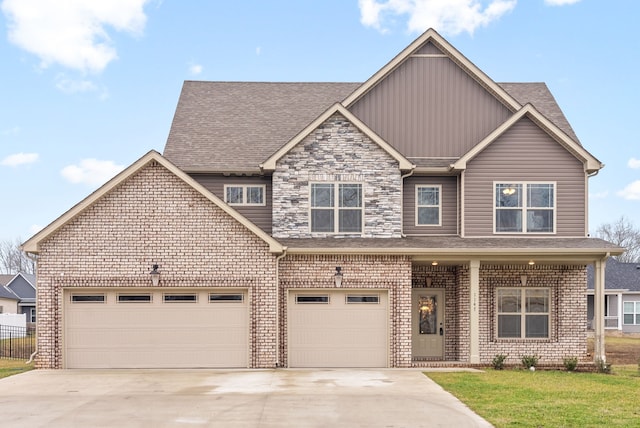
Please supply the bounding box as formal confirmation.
[403,176,458,236]
[190,174,272,234]
[463,117,587,237]
[349,42,513,159]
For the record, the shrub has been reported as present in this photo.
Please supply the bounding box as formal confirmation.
[521,355,539,369]
[563,356,578,372]
[595,358,612,374]
[492,354,508,370]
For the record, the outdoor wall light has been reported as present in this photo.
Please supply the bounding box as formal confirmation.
[431,261,438,266]
[334,266,343,287]
[528,260,535,266]
[150,264,160,287]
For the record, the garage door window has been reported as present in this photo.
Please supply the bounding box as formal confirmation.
[118,294,152,303]
[346,295,379,304]
[164,294,198,303]
[296,295,329,304]
[209,294,244,302]
[71,294,105,303]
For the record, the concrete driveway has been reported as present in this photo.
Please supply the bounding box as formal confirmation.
[0,369,492,427]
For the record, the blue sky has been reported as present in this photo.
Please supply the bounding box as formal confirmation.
[1,0,638,243]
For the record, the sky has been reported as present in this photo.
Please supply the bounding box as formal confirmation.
[0,0,639,244]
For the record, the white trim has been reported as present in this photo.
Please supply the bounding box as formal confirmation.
[496,287,551,339]
[415,184,442,227]
[309,182,364,235]
[493,181,557,235]
[223,184,266,206]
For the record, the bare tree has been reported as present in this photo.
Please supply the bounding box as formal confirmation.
[595,216,640,263]
[0,238,35,275]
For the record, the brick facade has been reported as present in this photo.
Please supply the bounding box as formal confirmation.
[35,160,278,368]
[272,113,403,238]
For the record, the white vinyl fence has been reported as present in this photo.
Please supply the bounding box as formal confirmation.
[0,313,27,338]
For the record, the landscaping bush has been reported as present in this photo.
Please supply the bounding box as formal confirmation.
[563,356,578,372]
[491,354,507,370]
[521,355,539,369]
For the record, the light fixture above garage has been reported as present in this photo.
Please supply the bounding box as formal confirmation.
[150,264,160,286]
[334,266,343,287]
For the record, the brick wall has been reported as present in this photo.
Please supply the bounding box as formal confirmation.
[35,160,278,368]
[279,254,412,367]
[272,113,403,238]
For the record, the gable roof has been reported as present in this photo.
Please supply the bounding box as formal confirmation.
[21,151,285,255]
[451,104,603,173]
[587,257,640,291]
[0,285,19,301]
[4,273,36,300]
[260,103,414,171]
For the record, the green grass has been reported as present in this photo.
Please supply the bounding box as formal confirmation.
[0,359,34,379]
[427,367,640,427]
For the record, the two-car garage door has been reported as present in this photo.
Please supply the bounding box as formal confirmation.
[64,289,248,369]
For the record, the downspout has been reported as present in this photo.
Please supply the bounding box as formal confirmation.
[274,248,287,367]
[25,252,38,364]
[400,169,415,237]
[459,170,465,237]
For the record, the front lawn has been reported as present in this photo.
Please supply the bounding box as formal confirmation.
[427,367,640,427]
[0,359,34,379]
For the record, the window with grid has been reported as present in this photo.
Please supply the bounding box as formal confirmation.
[224,185,265,206]
[416,185,441,226]
[497,288,550,338]
[623,301,640,325]
[495,183,555,233]
[310,183,362,233]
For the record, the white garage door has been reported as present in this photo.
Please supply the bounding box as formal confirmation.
[288,290,388,368]
[64,288,248,369]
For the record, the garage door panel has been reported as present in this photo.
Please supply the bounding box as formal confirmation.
[64,289,248,368]
[288,290,388,368]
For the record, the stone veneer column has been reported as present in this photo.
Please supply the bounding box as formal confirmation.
[469,259,480,364]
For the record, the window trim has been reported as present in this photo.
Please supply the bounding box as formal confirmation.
[346,294,380,304]
[415,184,442,227]
[71,294,106,303]
[296,294,330,304]
[623,301,640,325]
[209,293,244,303]
[309,182,364,234]
[493,181,556,234]
[223,184,266,206]
[118,293,153,303]
[30,308,36,323]
[163,293,198,303]
[496,287,550,339]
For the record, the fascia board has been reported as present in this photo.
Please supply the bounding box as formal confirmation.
[452,104,604,172]
[342,28,521,112]
[22,150,285,255]
[261,103,414,171]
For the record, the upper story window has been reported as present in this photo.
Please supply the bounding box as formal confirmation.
[497,288,549,339]
[495,183,555,233]
[310,183,362,233]
[416,185,441,226]
[224,185,266,206]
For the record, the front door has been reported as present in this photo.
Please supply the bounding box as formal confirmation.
[411,288,444,359]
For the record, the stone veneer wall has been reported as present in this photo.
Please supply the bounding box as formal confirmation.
[479,265,588,364]
[278,254,412,368]
[272,113,403,238]
[35,161,278,369]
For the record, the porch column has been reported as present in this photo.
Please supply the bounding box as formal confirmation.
[593,258,607,363]
[617,292,623,330]
[469,259,480,364]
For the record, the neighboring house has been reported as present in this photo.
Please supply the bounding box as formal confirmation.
[587,258,640,333]
[1,273,36,325]
[22,29,622,369]
[0,275,19,315]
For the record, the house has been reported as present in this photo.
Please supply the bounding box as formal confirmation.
[587,258,640,333]
[0,273,35,324]
[22,29,623,369]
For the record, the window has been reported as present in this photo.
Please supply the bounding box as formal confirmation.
[30,308,36,323]
[71,294,105,303]
[416,185,441,226]
[163,294,198,303]
[118,294,152,303]
[623,301,640,325]
[497,288,549,338]
[495,183,555,233]
[209,294,244,302]
[296,295,329,304]
[346,295,379,304]
[310,183,362,233]
[224,185,265,206]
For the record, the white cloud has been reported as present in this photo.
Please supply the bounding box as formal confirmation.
[1,0,151,73]
[189,63,203,75]
[1,152,39,166]
[589,190,608,200]
[544,0,581,5]
[61,158,124,186]
[358,0,516,35]
[628,158,640,169]
[1,126,21,136]
[55,75,97,94]
[617,181,640,201]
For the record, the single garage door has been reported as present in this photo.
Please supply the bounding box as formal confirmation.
[288,289,388,367]
[64,288,248,368]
